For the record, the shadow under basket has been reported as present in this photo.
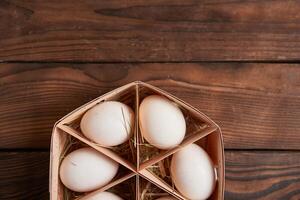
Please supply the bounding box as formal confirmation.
[49,81,225,200]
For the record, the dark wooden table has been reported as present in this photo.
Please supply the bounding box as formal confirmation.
[1,1,300,199]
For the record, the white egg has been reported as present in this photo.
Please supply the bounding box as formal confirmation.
[170,144,216,200]
[85,191,123,200]
[156,196,177,200]
[81,101,134,146]
[60,147,119,192]
[139,95,186,149]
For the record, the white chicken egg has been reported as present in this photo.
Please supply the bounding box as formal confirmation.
[80,101,134,146]
[85,191,123,200]
[156,196,177,200]
[60,147,119,192]
[139,95,186,149]
[170,144,216,200]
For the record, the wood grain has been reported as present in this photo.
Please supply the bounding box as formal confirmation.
[1,151,299,199]
[1,0,300,62]
[225,151,300,200]
[1,64,299,149]
[0,152,49,200]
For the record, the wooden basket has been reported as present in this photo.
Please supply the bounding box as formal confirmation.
[49,81,225,200]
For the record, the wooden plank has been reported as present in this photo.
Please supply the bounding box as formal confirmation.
[0,64,299,149]
[1,0,300,62]
[225,151,300,200]
[1,151,299,199]
[0,152,49,199]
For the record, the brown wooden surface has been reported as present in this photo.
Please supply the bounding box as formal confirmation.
[225,151,300,200]
[1,151,299,200]
[1,0,300,199]
[1,0,300,62]
[0,64,299,149]
[0,152,49,200]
